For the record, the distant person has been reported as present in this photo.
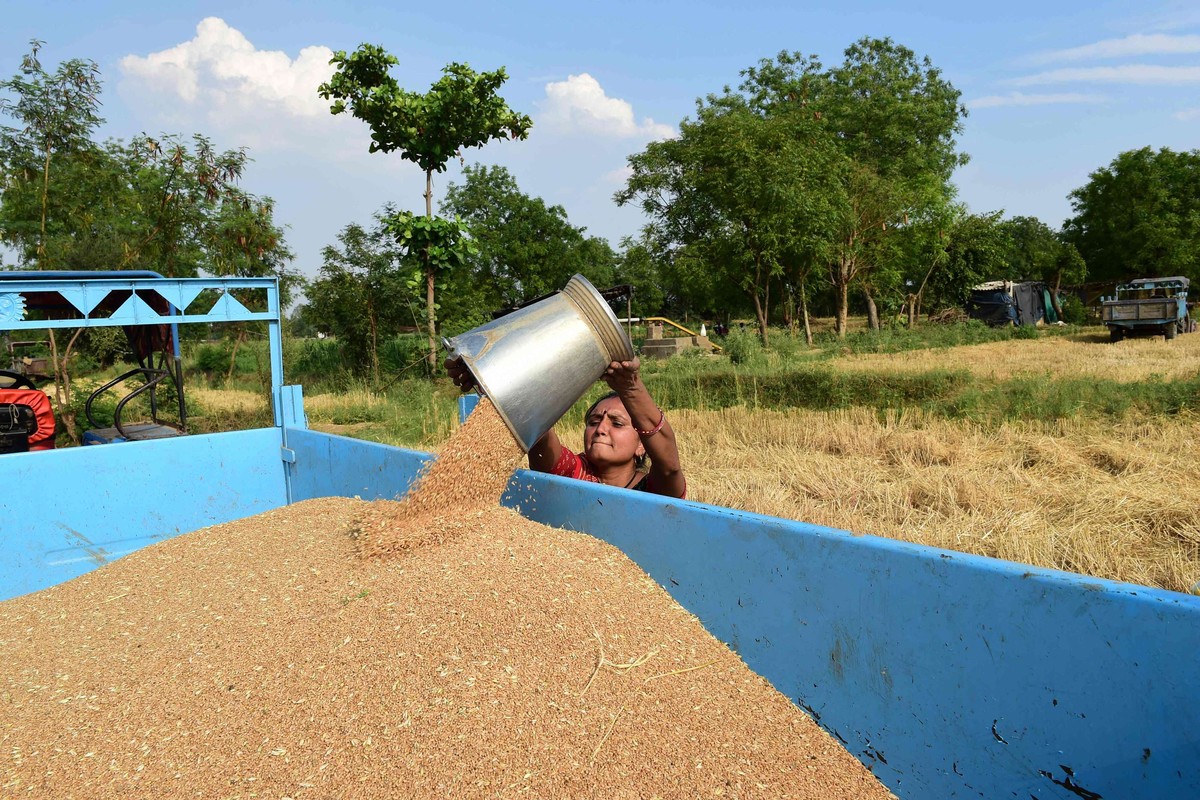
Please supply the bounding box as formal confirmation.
[445,357,686,498]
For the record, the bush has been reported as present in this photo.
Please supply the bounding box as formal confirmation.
[1060,295,1087,326]
[1011,324,1039,339]
[721,326,764,365]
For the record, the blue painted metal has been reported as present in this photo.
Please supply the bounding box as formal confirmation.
[0,277,278,331]
[0,428,287,601]
[285,427,430,504]
[498,473,1200,799]
[457,392,481,421]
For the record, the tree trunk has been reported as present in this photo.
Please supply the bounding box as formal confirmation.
[865,290,880,330]
[752,292,770,348]
[424,169,437,371]
[225,328,246,384]
[906,294,917,328]
[801,281,813,346]
[368,299,380,385]
[39,147,52,264]
[835,272,849,337]
[1051,273,1064,319]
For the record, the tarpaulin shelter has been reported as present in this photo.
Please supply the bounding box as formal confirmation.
[966,281,1058,327]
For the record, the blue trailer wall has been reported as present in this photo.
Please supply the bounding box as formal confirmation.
[2,422,1197,799]
[281,429,1200,800]
[0,428,287,600]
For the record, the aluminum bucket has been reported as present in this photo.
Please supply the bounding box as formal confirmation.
[442,274,634,452]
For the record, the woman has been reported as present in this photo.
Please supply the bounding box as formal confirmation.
[446,357,685,498]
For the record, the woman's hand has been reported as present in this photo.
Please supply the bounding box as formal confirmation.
[443,357,477,393]
[602,358,642,394]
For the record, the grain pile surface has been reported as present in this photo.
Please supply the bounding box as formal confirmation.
[1,399,894,799]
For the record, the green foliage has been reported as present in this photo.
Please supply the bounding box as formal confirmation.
[720,326,765,365]
[0,40,102,268]
[382,211,474,277]
[1060,295,1087,326]
[304,215,420,380]
[318,48,532,175]
[441,164,617,317]
[620,38,968,338]
[0,44,295,285]
[1064,146,1200,283]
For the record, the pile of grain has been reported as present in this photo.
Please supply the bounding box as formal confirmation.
[0,400,893,799]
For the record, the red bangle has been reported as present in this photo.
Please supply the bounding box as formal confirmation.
[636,409,666,437]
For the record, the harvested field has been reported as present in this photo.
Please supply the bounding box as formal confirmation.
[670,406,1200,594]
[836,329,1200,381]
[1,399,892,799]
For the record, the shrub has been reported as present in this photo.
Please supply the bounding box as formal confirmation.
[721,326,764,365]
[1060,295,1087,326]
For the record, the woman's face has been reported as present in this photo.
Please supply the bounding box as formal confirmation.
[583,396,644,468]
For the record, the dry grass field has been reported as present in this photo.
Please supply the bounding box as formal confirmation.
[838,328,1200,381]
[189,329,1200,594]
[668,406,1200,594]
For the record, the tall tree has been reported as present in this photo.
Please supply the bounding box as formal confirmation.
[739,40,968,335]
[0,40,103,268]
[319,48,532,367]
[618,95,844,344]
[441,164,615,314]
[306,215,419,381]
[1063,146,1200,283]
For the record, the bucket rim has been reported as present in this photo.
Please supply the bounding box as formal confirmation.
[562,274,635,363]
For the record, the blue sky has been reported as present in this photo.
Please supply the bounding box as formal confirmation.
[3,0,1198,279]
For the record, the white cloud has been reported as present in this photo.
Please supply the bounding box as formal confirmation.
[969,92,1108,109]
[1175,107,1200,120]
[121,18,335,117]
[1031,33,1200,64]
[1006,64,1200,85]
[603,165,634,185]
[537,74,675,140]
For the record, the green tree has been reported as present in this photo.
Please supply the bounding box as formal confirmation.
[927,209,1009,310]
[0,40,102,267]
[739,40,968,335]
[319,47,532,367]
[618,95,844,344]
[1002,215,1086,317]
[441,164,616,315]
[1063,146,1200,283]
[305,215,420,381]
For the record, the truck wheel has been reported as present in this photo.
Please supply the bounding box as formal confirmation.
[1165,323,1177,340]
[1109,327,1123,342]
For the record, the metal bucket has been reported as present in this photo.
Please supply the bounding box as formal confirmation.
[442,274,633,452]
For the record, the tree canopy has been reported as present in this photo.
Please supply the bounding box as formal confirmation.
[1064,146,1200,284]
[319,47,532,368]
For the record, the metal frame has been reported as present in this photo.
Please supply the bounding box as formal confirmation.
[0,275,285,425]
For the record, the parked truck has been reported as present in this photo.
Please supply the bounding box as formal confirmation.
[1101,275,1192,341]
[1,273,1198,798]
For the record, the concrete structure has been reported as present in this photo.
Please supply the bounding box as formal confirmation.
[640,322,713,359]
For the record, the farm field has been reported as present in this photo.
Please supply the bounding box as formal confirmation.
[187,328,1200,595]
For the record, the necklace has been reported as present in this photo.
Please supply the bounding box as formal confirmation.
[623,471,641,489]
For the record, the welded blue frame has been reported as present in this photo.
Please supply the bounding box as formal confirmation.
[0,276,285,424]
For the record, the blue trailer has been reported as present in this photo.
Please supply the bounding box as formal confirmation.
[1,274,1196,799]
